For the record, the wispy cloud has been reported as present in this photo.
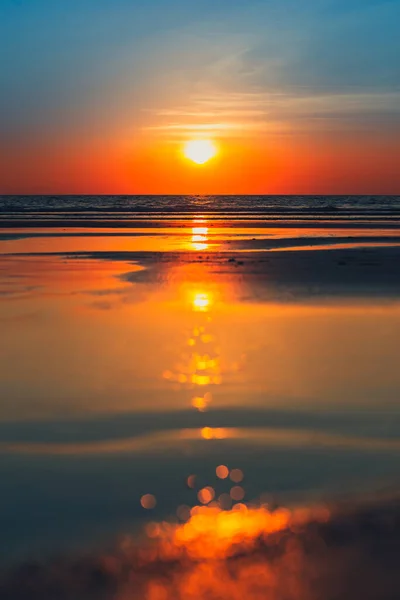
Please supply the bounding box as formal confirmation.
[140,0,400,141]
[145,88,400,140]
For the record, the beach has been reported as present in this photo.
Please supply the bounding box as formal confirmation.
[1,197,400,597]
[2,0,400,593]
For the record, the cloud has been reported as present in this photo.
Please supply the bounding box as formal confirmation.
[142,0,400,140]
[146,89,400,139]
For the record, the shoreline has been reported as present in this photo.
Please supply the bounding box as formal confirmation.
[3,244,400,297]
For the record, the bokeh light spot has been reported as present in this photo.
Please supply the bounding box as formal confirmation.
[216,465,229,479]
[140,494,157,509]
[201,427,213,440]
[230,469,244,483]
[230,486,245,501]
[232,502,248,512]
[186,474,197,489]
[192,396,207,412]
[197,487,215,504]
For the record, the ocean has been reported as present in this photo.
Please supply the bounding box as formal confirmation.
[1,194,400,216]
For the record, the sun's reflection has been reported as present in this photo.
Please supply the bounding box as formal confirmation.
[190,217,209,251]
[192,291,211,311]
[192,393,211,411]
[200,427,228,440]
[161,252,245,420]
[162,284,222,412]
[191,227,209,251]
[189,290,221,408]
[193,227,208,236]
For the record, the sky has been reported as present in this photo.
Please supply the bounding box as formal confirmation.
[0,0,399,194]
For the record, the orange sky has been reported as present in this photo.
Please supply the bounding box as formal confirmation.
[1,132,399,195]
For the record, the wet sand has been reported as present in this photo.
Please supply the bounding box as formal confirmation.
[1,216,400,596]
[6,244,399,298]
[1,216,400,296]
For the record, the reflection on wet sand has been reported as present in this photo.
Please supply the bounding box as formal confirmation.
[163,287,222,412]
[191,219,209,251]
[1,217,400,566]
[162,260,247,418]
[3,495,400,600]
[3,425,400,455]
[2,240,400,420]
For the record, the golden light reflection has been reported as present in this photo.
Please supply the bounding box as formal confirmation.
[146,504,328,561]
[190,217,210,251]
[82,502,335,600]
[162,279,223,415]
[191,395,209,412]
[200,427,228,440]
[192,291,211,311]
[192,226,209,248]
[160,258,246,430]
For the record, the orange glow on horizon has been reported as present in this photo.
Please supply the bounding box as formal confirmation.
[2,130,399,194]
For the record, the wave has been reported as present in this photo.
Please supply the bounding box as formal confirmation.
[1,194,400,215]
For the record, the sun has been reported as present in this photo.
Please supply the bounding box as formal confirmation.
[183,139,217,165]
